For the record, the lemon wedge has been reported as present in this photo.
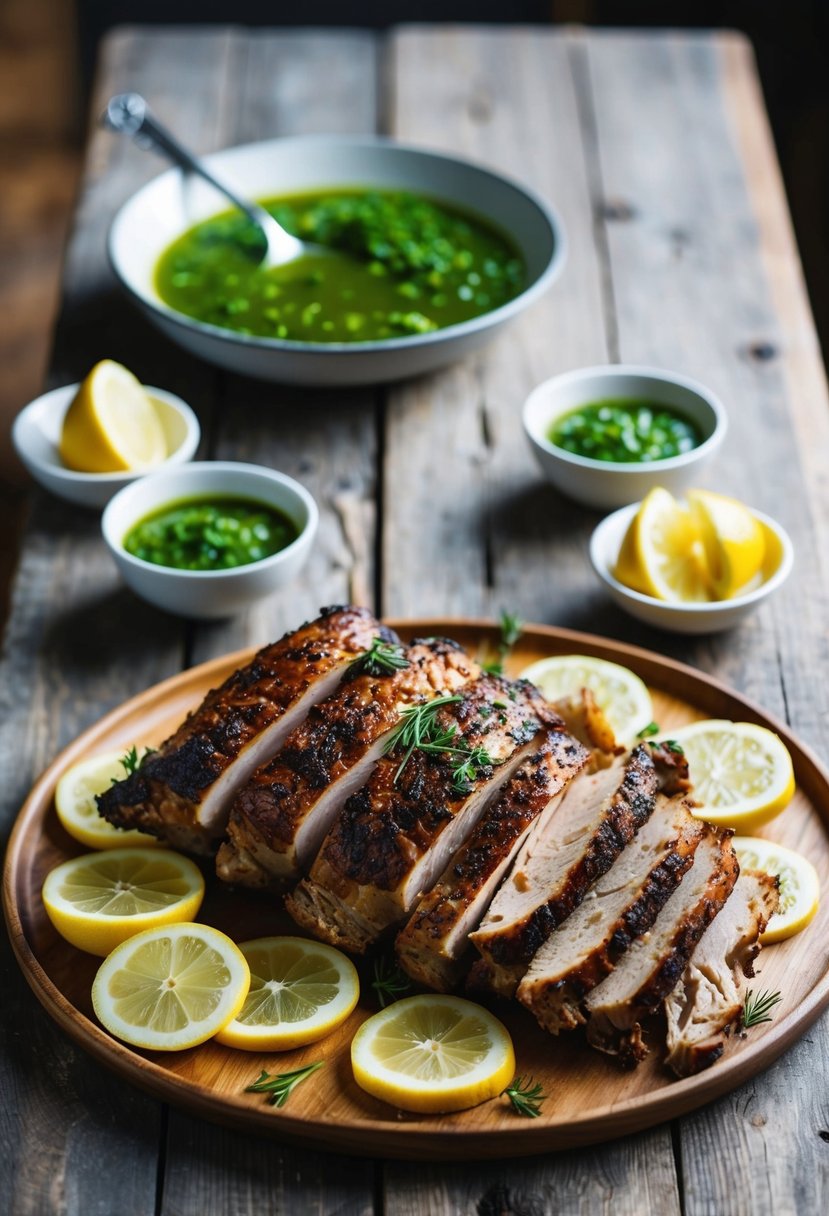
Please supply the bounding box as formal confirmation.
[59,360,167,473]
[520,653,653,743]
[351,994,515,1113]
[687,489,766,599]
[216,937,359,1052]
[663,720,795,832]
[55,750,159,850]
[732,836,819,942]
[92,923,250,1050]
[42,847,205,956]
[615,486,710,602]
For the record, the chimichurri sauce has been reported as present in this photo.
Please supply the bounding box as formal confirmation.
[154,189,525,343]
[124,497,298,571]
[549,399,703,464]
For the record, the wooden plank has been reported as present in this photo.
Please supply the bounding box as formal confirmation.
[382,25,611,624]
[382,24,680,1214]
[187,30,380,660]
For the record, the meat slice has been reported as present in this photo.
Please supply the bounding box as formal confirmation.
[215,638,480,888]
[517,792,705,1033]
[97,606,387,854]
[469,743,690,998]
[664,871,779,1077]
[285,676,562,954]
[395,729,590,991]
[552,687,624,770]
[584,830,739,1068]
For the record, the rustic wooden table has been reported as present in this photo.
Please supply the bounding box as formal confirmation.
[2,23,828,1215]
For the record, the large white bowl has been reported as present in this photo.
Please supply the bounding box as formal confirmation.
[590,502,794,634]
[102,462,318,619]
[108,135,565,386]
[523,365,727,509]
[12,382,200,509]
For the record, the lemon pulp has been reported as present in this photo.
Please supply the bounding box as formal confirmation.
[520,653,653,743]
[59,359,167,473]
[687,488,766,599]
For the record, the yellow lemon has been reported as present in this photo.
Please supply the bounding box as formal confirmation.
[92,923,250,1050]
[59,360,167,473]
[216,937,359,1052]
[615,486,710,602]
[520,653,653,743]
[55,750,159,850]
[351,994,515,1113]
[42,848,205,956]
[686,489,766,599]
[663,720,795,832]
[732,836,819,943]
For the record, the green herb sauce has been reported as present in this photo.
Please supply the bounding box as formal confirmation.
[154,189,525,343]
[124,497,298,571]
[549,399,703,463]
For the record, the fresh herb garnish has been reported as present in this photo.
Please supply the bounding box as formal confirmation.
[743,988,783,1029]
[349,637,410,678]
[637,722,660,739]
[371,957,413,1008]
[662,739,685,755]
[245,1062,324,1107]
[383,696,496,790]
[112,745,155,784]
[503,1075,546,1118]
[482,611,524,675]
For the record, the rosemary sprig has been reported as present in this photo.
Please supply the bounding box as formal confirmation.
[482,611,524,675]
[382,694,462,782]
[743,988,783,1029]
[371,957,413,1008]
[245,1062,324,1107]
[503,1075,546,1118]
[449,744,496,794]
[111,745,155,784]
[349,637,410,678]
[637,721,660,739]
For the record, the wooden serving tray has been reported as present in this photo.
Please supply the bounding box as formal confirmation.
[4,621,829,1159]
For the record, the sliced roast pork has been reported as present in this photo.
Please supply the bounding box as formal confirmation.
[395,729,590,991]
[285,676,562,953]
[664,870,779,1077]
[584,830,739,1068]
[215,638,480,888]
[517,792,704,1032]
[469,743,690,998]
[97,606,387,854]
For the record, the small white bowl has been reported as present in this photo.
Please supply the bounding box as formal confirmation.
[101,462,318,619]
[590,502,794,634]
[12,382,201,509]
[523,365,727,509]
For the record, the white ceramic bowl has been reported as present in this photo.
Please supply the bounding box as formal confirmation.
[523,365,727,509]
[108,135,565,386]
[590,502,794,634]
[12,382,201,509]
[101,462,318,619]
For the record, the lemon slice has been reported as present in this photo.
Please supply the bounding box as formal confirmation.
[42,847,205,956]
[520,653,653,743]
[216,936,359,1052]
[59,360,167,473]
[351,994,515,1113]
[55,750,159,850]
[732,836,820,942]
[617,486,710,602]
[663,720,795,831]
[92,923,250,1050]
[687,489,766,600]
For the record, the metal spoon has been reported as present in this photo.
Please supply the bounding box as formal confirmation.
[103,92,315,268]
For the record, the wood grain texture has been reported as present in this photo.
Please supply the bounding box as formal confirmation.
[6,624,829,1162]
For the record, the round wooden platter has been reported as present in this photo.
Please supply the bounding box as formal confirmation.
[4,620,829,1160]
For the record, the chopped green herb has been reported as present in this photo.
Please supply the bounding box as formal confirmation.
[245,1062,324,1107]
[637,722,660,739]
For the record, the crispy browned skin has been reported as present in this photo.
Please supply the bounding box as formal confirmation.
[552,687,623,769]
[216,638,480,887]
[97,606,385,853]
[286,676,562,952]
[585,832,739,1068]
[395,729,590,991]
[469,742,690,995]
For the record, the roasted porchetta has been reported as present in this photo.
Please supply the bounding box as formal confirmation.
[98,605,779,1076]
